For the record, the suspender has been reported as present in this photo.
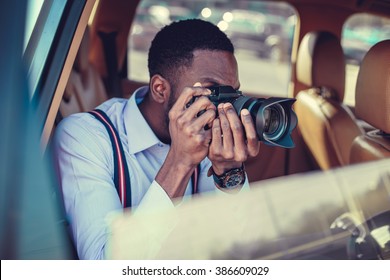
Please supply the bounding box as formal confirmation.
[89,109,131,208]
[89,109,200,208]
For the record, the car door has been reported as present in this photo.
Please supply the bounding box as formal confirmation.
[0,0,96,260]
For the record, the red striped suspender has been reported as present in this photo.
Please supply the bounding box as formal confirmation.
[89,109,131,208]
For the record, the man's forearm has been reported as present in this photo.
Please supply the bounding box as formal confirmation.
[155,152,196,200]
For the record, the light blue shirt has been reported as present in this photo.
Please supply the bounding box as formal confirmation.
[54,86,249,259]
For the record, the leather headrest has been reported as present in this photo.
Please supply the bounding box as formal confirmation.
[355,40,390,133]
[74,26,90,73]
[296,31,346,101]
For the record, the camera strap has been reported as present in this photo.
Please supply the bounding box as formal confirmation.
[89,109,200,208]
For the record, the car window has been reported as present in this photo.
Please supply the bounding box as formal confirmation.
[23,0,68,99]
[342,13,390,106]
[24,0,45,52]
[128,0,297,98]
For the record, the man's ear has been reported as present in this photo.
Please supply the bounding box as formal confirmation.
[150,74,171,104]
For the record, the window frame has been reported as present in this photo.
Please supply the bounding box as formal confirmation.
[22,0,92,139]
[21,0,97,147]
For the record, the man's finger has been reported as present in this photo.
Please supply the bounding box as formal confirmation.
[172,84,211,111]
[241,109,260,157]
[210,118,222,152]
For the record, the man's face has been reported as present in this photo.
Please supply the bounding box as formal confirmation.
[163,50,240,138]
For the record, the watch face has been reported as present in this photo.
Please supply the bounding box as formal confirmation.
[223,172,245,189]
[212,166,246,189]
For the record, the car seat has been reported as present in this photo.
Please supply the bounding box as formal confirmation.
[349,40,390,163]
[294,31,363,170]
[60,27,108,117]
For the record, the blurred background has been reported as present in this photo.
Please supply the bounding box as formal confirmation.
[127,0,390,105]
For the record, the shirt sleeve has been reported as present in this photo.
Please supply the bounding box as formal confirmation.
[133,180,175,214]
[54,115,123,260]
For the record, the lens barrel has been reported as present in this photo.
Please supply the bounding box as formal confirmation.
[207,86,298,148]
[232,96,297,148]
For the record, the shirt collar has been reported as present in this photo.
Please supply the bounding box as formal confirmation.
[124,86,161,154]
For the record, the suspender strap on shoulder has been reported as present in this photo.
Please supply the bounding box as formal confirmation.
[89,109,131,208]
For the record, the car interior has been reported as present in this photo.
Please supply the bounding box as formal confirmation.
[349,39,390,163]
[294,30,364,170]
[59,26,108,118]
[3,0,390,260]
[48,0,390,182]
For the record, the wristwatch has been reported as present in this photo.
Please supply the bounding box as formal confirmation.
[210,165,246,189]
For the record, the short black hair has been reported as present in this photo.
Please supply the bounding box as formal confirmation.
[148,19,234,86]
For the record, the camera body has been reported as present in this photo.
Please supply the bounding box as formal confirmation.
[201,85,297,148]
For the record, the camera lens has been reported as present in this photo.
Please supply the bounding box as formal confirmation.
[264,107,277,134]
[263,104,287,141]
[231,95,295,147]
[207,85,297,148]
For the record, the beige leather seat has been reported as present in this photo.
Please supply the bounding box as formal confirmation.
[349,40,390,163]
[295,31,363,170]
[60,27,107,117]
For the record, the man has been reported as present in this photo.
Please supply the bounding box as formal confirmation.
[54,19,260,259]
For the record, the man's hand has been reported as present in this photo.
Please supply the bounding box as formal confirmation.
[168,84,216,166]
[208,103,260,176]
[156,84,216,199]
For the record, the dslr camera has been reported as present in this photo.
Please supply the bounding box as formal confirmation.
[193,85,298,148]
